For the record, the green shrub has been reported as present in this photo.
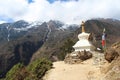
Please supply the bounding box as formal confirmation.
[6,63,24,80]
[59,39,75,60]
[4,58,52,80]
[27,58,52,79]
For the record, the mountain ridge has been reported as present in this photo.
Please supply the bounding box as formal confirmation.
[0,18,120,78]
[0,20,78,78]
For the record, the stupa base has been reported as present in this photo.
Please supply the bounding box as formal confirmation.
[64,50,92,64]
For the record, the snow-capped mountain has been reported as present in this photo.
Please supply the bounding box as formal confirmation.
[0,20,79,78]
[13,21,43,31]
[0,20,79,43]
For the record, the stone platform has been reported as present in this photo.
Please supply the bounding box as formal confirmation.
[64,50,92,64]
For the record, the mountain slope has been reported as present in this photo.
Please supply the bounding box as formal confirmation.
[75,19,120,47]
[31,19,120,63]
[0,20,78,78]
[0,19,120,78]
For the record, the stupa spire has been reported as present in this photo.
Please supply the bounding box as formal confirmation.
[81,21,85,32]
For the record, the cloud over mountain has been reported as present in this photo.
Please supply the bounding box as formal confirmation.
[0,0,120,24]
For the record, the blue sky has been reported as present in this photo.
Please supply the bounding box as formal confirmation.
[47,0,57,3]
[28,0,67,3]
[28,0,34,3]
[28,0,78,3]
[47,0,78,3]
[0,0,120,24]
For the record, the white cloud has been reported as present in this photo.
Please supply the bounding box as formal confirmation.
[0,21,7,24]
[0,0,120,24]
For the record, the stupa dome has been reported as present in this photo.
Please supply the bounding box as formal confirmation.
[78,32,90,40]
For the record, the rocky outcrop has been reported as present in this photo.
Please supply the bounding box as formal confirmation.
[103,57,120,80]
[105,48,119,63]
[103,41,120,80]
[64,50,92,64]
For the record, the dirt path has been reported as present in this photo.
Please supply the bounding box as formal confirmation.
[43,53,110,80]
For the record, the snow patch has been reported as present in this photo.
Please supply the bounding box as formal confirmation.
[13,21,43,31]
[57,24,79,31]
[6,26,10,41]
[45,24,51,41]
[57,24,69,31]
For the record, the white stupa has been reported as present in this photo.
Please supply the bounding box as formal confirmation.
[73,21,93,52]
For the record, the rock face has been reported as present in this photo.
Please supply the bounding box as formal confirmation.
[103,41,120,80]
[103,57,120,80]
[105,48,119,63]
[64,50,92,64]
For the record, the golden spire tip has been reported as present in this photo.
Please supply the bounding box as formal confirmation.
[81,21,85,32]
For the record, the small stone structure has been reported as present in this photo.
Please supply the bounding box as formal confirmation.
[64,50,92,64]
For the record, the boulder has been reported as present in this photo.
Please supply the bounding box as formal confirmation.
[78,50,92,60]
[105,48,119,63]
